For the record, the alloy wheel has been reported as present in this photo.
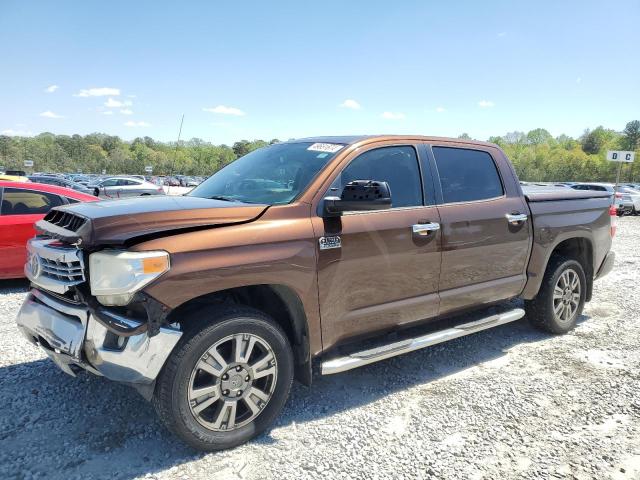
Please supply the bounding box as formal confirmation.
[188,333,277,431]
[552,268,581,324]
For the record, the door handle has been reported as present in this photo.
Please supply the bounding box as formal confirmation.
[505,213,528,225]
[412,222,440,236]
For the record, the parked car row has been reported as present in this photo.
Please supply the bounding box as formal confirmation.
[520,181,640,216]
[28,175,94,195]
[569,183,640,216]
[161,175,203,187]
[1,171,204,192]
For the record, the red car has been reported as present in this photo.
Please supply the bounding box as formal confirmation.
[0,181,98,279]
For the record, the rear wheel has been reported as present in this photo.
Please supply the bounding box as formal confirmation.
[153,306,294,451]
[525,255,586,334]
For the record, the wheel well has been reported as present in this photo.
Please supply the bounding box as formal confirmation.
[549,238,594,301]
[167,284,312,385]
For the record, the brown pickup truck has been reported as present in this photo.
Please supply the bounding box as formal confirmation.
[16,135,615,450]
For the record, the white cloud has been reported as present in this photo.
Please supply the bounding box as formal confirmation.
[102,111,114,115]
[127,94,137,98]
[124,120,150,127]
[39,110,64,118]
[1,128,34,136]
[497,32,507,37]
[203,105,245,116]
[105,98,132,108]
[74,87,120,97]
[576,77,582,84]
[381,111,405,120]
[119,108,133,115]
[339,99,361,110]
[435,107,446,113]
[44,85,59,93]
[478,100,495,108]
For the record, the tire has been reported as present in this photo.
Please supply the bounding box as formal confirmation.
[524,255,586,334]
[153,305,294,451]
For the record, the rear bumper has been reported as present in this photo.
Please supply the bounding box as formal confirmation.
[616,199,633,212]
[16,289,182,384]
[595,251,615,280]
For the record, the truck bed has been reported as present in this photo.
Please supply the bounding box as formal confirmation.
[520,185,613,301]
[522,186,611,203]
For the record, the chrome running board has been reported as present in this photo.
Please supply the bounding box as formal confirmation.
[321,308,525,375]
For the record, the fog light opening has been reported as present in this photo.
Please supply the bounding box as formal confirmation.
[103,331,128,351]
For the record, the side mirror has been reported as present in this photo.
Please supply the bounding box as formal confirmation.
[323,180,392,217]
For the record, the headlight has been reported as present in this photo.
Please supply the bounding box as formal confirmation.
[89,250,170,306]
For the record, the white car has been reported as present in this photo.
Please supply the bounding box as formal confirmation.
[91,177,165,199]
[618,186,640,215]
[570,183,633,216]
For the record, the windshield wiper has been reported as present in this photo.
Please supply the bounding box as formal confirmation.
[205,195,263,204]
[208,195,237,202]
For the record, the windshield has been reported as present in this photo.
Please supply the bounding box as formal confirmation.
[189,142,343,204]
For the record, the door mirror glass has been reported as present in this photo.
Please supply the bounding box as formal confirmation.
[323,180,392,217]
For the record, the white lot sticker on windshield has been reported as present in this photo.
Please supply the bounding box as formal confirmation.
[307,143,344,153]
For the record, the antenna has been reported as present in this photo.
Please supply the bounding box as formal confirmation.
[166,114,184,196]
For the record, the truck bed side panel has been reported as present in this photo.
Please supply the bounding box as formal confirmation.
[520,196,612,299]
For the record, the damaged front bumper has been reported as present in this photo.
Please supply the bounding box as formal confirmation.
[16,288,182,386]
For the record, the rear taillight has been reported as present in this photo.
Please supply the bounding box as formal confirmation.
[609,205,617,237]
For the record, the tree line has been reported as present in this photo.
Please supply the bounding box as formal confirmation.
[1,121,639,182]
[0,134,277,177]
[485,120,640,183]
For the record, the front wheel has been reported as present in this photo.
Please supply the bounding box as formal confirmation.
[153,306,294,451]
[525,255,586,334]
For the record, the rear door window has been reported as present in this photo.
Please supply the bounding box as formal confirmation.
[0,188,64,215]
[432,147,503,203]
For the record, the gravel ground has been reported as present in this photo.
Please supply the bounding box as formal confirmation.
[1,217,639,480]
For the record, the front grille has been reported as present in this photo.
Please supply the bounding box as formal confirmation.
[39,257,84,283]
[43,210,87,232]
[25,238,86,294]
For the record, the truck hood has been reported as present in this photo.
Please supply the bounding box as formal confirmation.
[36,195,269,247]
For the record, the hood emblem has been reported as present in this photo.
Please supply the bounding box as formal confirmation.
[28,253,42,279]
